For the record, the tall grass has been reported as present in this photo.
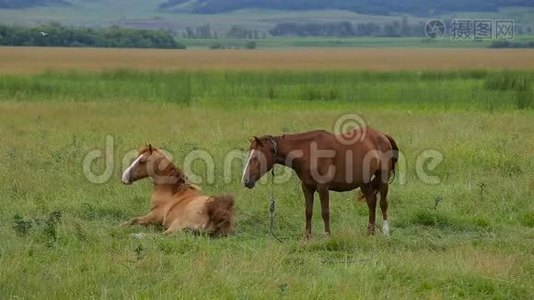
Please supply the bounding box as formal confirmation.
[0,70,533,110]
[483,72,533,109]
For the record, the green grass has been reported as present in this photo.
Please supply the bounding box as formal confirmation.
[1,70,534,110]
[0,70,533,298]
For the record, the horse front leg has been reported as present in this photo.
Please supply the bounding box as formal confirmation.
[301,183,316,239]
[317,185,331,236]
[120,211,159,227]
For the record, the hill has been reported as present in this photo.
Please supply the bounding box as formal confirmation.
[2,0,534,17]
[159,0,534,16]
[0,0,69,9]
[0,0,532,43]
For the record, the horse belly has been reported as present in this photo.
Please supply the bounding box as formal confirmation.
[329,182,360,192]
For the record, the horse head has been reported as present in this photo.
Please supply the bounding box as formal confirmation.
[122,144,180,185]
[242,136,277,189]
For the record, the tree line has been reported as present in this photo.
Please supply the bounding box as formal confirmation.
[489,40,534,48]
[269,19,425,37]
[0,23,186,49]
[182,24,266,39]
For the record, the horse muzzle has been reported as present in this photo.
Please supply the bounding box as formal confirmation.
[244,179,255,189]
[121,171,132,185]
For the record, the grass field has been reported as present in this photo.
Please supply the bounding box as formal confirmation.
[0,51,533,298]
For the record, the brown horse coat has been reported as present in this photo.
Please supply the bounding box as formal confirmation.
[122,145,234,236]
[243,128,398,237]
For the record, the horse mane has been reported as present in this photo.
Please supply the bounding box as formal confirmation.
[277,130,328,140]
[140,145,196,193]
[253,130,329,150]
[254,135,277,145]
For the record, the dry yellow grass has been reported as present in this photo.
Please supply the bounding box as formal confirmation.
[1,47,534,74]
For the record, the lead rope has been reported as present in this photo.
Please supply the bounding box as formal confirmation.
[269,138,283,243]
[269,168,283,243]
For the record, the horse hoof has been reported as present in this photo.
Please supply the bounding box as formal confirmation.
[383,221,390,236]
[130,233,146,239]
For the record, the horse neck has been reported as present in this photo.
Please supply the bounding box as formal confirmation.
[151,159,189,194]
[274,134,317,169]
[273,136,297,168]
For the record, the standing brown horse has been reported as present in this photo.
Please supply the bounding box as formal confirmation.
[242,128,398,237]
[121,144,234,236]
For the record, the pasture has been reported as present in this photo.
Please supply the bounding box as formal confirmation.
[0,49,533,298]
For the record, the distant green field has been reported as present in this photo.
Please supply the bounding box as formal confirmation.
[0,69,533,298]
[180,36,534,49]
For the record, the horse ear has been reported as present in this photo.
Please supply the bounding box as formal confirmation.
[253,136,263,146]
[148,144,153,152]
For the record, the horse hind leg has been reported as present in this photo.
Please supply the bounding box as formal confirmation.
[361,184,378,235]
[301,184,316,239]
[162,221,185,235]
[379,183,390,236]
[317,184,331,236]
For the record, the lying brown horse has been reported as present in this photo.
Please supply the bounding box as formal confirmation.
[121,144,234,236]
[242,128,398,237]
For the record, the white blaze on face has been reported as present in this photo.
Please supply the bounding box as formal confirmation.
[122,155,143,184]
[241,150,255,183]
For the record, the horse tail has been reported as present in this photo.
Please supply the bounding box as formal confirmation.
[385,134,399,183]
[206,195,235,237]
[357,134,399,201]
